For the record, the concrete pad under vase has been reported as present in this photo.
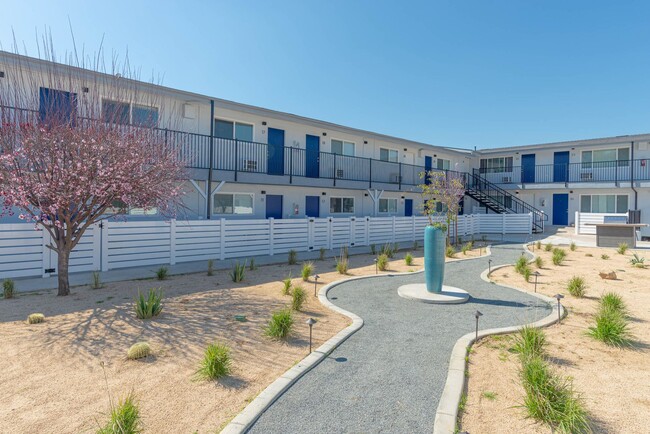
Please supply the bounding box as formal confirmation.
[397,283,469,304]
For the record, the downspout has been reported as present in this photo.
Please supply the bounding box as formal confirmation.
[631,141,638,209]
[207,100,215,219]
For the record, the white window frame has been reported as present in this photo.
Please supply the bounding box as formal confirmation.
[330,196,355,214]
[101,98,159,127]
[213,117,255,142]
[378,198,398,213]
[379,148,399,163]
[579,194,628,213]
[581,148,630,169]
[437,158,451,171]
[331,138,355,157]
[212,192,255,215]
[479,157,513,173]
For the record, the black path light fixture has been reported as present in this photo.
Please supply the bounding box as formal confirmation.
[313,274,320,297]
[474,310,483,341]
[374,257,378,274]
[554,294,564,324]
[488,259,492,275]
[306,318,317,353]
[533,271,540,293]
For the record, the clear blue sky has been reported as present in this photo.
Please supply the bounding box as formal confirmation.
[2,0,650,149]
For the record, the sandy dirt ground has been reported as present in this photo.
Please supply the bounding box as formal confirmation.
[460,244,650,434]
[0,244,484,434]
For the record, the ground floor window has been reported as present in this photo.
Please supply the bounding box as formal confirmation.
[378,198,397,213]
[213,193,254,214]
[330,197,354,213]
[580,194,628,213]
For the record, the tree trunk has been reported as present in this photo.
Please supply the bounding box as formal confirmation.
[57,248,71,296]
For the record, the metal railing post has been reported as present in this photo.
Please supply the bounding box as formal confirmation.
[369,158,372,188]
[234,138,239,182]
[333,155,337,187]
[289,146,293,184]
[207,100,215,219]
[398,162,402,189]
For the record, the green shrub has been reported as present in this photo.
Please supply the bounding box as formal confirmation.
[127,342,151,360]
[282,275,292,295]
[97,392,142,434]
[3,279,15,299]
[370,244,376,255]
[535,241,542,250]
[404,252,413,266]
[600,292,627,315]
[301,262,313,282]
[380,243,395,258]
[569,242,577,252]
[515,256,529,274]
[588,307,631,347]
[27,313,45,324]
[91,272,103,289]
[601,254,610,260]
[319,247,326,261]
[630,253,645,267]
[155,266,168,280]
[552,251,565,266]
[341,246,349,259]
[616,242,628,255]
[288,249,297,265]
[461,242,472,255]
[552,247,567,259]
[207,259,214,276]
[567,276,586,298]
[512,325,546,360]
[249,258,256,270]
[291,286,306,311]
[229,261,246,282]
[264,309,294,339]
[535,256,544,269]
[134,288,163,319]
[523,266,532,282]
[195,343,232,380]
[377,254,389,271]
[336,256,348,274]
[544,243,553,252]
[445,245,456,258]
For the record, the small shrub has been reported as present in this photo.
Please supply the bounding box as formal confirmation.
[155,266,168,280]
[264,309,294,339]
[601,291,627,315]
[301,262,313,282]
[569,242,577,252]
[457,236,463,246]
[552,250,565,266]
[282,275,292,295]
[544,243,553,252]
[512,325,546,360]
[127,342,151,360]
[195,343,232,380]
[523,266,532,282]
[535,256,544,269]
[288,249,297,265]
[134,288,163,319]
[445,245,455,258]
[535,241,542,250]
[3,279,15,299]
[380,243,395,258]
[97,392,142,434]
[341,246,349,259]
[249,258,256,270]
[91,272,103,289]
[616,242,628,255]
[567,276,586,298]
[393,243,400,252]
[377,254,389,271]
[630,253,645,267]
[601,254,610,260]
[229,261,246,282]
[319,247,326,261]
[461,242,472,255]
[588,307,631,347]
[207,259,214,276]
[370,244,376,255]
[27,313,45,324]
[515,256,529,274]
[552,247,566,259]
[336,256,348,274]
[404,252,413,266]
[291,286,306,311]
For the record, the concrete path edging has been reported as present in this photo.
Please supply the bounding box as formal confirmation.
[221,248,493,434]
[432,244,566,434]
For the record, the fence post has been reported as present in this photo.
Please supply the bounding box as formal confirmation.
[328,217,333,250]
[170,219,177,265]
[269,218,274,256]
[392,216,396,243]
[502,213,507,235]
[349,217,355,246]
[219,219,226,261]
[574,212,580,235]
[101,221,110,271]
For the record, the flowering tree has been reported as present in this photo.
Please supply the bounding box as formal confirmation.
[0,49,186,296]
[419,170,466,244]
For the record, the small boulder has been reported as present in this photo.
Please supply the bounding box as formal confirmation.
[599,271,617,280]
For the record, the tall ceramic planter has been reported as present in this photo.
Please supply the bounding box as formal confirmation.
[424,225,446,293]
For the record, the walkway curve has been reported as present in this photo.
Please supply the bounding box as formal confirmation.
[238,244,552,434]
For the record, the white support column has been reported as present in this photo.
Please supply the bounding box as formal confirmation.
[219,219,226,261]
[574,211,580,235]
[170,219,177,265]
[101,221,110,271]
[269,218,274,256]
[367,188,384,217]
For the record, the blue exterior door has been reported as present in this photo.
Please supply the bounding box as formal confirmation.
[266,195,283,219]
[424,156,433,184]
[553,151,570,182]
[552,193,569,225]
[306,135,320,178]
[305,196,320,217]
[267,128,285,176]
[404,199,413,216]
[521,154,536,183]
[39,87,77,124]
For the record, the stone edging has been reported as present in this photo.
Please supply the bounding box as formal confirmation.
[432,243,566,434]
[220,247,493,434]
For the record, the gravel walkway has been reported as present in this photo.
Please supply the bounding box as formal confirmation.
[247,243,550,434]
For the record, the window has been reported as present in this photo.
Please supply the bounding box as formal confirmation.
[132,105,159,127]
[479,157,513,173]
[331,139,355,156]
[102,99,159,127]
[213,193,254,215]
[581,148,630,169]
[214,119,254,141]
[380,148,399,163]
[437,158,451,170]
[330,197,354,213]
[579,194,628,213]
[378,198,397,213]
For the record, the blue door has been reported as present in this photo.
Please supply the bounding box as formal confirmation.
[553,151,570,182]
[306,135,320,178]
[522,154,536,183]
[267,128,285,176]
[404,199,413,216]
[306,196,320,217]
[266,195,283,219]
[39,87,77,124]
[424,156,433,184]
[552,193,569,226]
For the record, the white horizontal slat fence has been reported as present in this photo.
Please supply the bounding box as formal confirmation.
[0,213,533,279]
[574,212,628,235]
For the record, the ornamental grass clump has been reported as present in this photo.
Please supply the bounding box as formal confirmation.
[588,294,632,347]
[126,342,151,360]
[288,249,297,265]
[377,254,389,271]
[207,259,214,276]
[96,392,142,434]
[404,252,413,266]
[445,245,456,258]
[552,250,565,266]
[155,266,168,281]
[264,309,294,339]
[544,243,553,252]
[567,276,586,298]
[370,244,376,255]
[601,254,610,260]
[248,258,256,271]
[134,288,163,320]
[536,241,542,250]
[569,242,577,252]
[282,275,292,295]
[301,262,313,282]
[512,325,546,360]
[535,256,544,269]
[616,242,628,255]
[336,256,348,275]
[319,247,326,261]
[291,286,306,311]
[3,279,15,299]
[515,256,529,274]
[195,343,232,381]
[229,261,246,282]
[380,243,395,258]
[27,313,45,324]
[461,242,473,255]
[523,267,533,282]
[600,291,627,315]
[91,272,103,289]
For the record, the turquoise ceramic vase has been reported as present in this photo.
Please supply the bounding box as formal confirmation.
[424,225,446,293]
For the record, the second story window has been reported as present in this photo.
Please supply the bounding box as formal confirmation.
[380,148,398,163]
[331,139,355,156]
[101,99,159,127]
[437,158,451,170]
[214,119,254,142]
[480,157,513,173]
[581,148,630,169]
[132,105,159,127]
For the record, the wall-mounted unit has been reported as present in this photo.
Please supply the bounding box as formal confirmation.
[580,172,593,180]
[336,169,344,178]
[242,160,258,171]
[502,176,512,183]
[183,104,197,119]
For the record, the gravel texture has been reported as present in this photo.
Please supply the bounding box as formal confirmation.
[247,243,550,434]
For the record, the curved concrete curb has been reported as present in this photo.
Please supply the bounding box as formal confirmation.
[221,248,494,434]
[432,244,566,434]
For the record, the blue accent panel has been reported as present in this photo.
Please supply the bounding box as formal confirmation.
[424,226,446,293]
[267,128,285,176]
[552,193,569,225]
[39,87,77,124]
[424,156,433,184]
[404,199,413,217]
[305,196,320,217]
[306,135,320,178]
[522,154,536,183]
[266,195,283,219]
[553,151,569,182]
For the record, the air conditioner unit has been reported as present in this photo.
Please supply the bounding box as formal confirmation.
[336,169,344,178]
[502,176,512,183]
[242,159,258,172]
[580,172,593,180]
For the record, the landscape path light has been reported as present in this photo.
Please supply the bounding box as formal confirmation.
[306,318,317,353]
[474,310,483,341]
[313,274,320,297]
[554,294,564,324]
[374,257,378,274]
[488,259,492,275]
[533,271,540,293]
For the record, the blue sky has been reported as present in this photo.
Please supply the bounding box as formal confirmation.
[2,1,650,149]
